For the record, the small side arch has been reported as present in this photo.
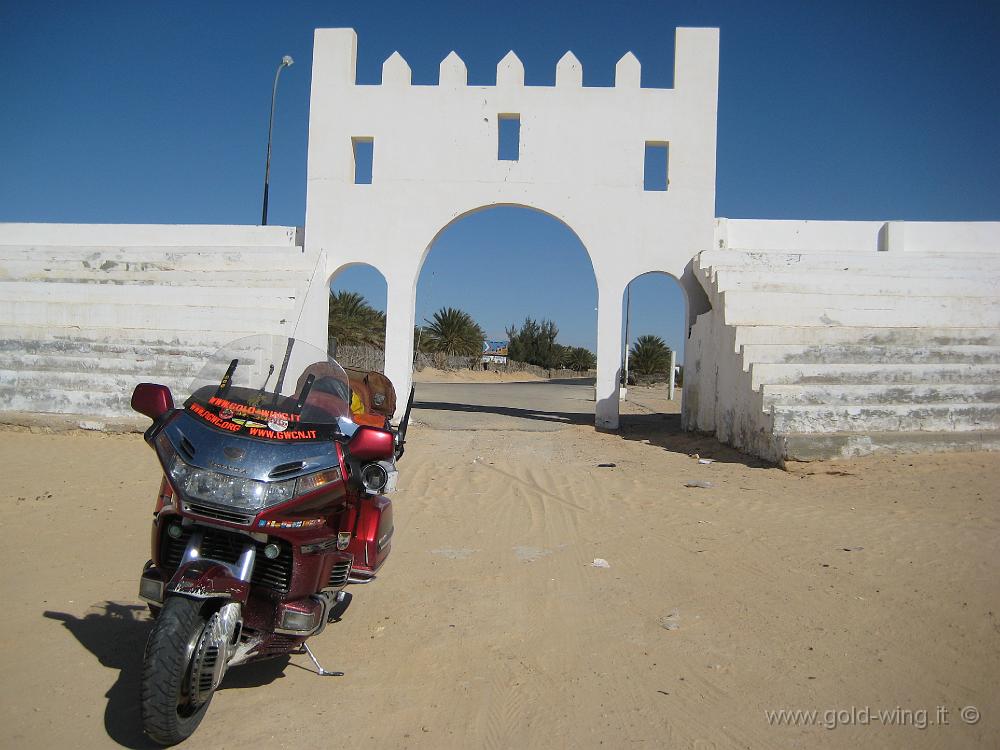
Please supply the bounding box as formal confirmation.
[619,270,689,422]
[327,262,388,369]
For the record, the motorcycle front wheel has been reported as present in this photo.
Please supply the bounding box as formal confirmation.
[140,596,213,745]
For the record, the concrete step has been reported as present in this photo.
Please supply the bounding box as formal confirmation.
[761,383,1000,407]
[0,373,193,417]
[721,290,1000,328]
[0,282,298,308]
[716,270,999,297]
[779,430,1000,462]
[0,301,295,332]
[0,336,220,359]
[0,247,311,271]
[0,260,313,286]
[771,403,1000,434]
[773,404,1000,433]
[734,325,1000,348]
[741,343,1000,366]
[0,369,186,392]
[700,249,1000,275]
[750,362,1000,389]
[0,326,258,351]
[705,260,996,284]
[0,224,299,248]
[0,386,133,417]
[3,352,205,378]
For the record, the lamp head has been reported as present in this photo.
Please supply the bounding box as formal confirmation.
[282,55,294,67]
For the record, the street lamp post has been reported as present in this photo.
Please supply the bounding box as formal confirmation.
[261,55,294,226]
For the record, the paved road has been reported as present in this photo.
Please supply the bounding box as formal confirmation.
[412,378,596,431]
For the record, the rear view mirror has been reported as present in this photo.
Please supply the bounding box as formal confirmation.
[131,383,174,421]
[347,426,395,462]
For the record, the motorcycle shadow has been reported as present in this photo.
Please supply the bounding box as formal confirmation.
[44,602,290,749]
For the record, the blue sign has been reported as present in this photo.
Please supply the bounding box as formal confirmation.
[483,340,509,356]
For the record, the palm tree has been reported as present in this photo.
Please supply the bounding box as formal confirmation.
[561,346,597,371]
[629,335,672,377]
[423,307,485,356]
[328,291,386,348]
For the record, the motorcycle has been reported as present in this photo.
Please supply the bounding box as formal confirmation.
[130,335,412,745]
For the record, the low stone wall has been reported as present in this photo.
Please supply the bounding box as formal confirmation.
[335,344,594,380]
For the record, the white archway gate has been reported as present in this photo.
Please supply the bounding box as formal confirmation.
[301,27,719,429]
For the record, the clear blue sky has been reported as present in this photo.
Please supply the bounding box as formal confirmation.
[3,1,998,353]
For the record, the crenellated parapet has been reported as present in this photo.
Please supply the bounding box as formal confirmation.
[313,28,716,92]
[371,47,648,90]
[369,46,655,89]
[307,27,719,205]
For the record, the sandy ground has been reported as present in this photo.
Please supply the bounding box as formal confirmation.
[622,383,680,416]
[413,367,546,383]
[1,421,998,749]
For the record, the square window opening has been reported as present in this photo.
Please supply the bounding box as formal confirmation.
[644,142,669,191]
[498,114,520,161]
[353,137,374,184]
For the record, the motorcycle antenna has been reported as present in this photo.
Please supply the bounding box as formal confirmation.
[294,374,316,413]
[257,363,275,395]
[215,358,238,397]
[272,338,295,406]
[394,386,415,459]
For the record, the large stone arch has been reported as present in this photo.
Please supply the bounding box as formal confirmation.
[415,202,595,277]
[408,201,599,403]
[302,27,720,428]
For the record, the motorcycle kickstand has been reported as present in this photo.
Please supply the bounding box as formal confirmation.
[301,642,344,677]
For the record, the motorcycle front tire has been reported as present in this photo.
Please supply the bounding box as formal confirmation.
[140,595,214,745]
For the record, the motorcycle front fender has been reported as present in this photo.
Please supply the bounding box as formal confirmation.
[167,560,251,602]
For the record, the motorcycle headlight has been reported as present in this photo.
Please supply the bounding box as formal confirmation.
[173,462,295,509]
[156,433,337,511]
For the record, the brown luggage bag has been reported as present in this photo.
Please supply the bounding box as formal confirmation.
[344,367,397,424]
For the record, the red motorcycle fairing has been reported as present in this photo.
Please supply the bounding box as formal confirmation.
[150,506,356,608]
[345,493,393,574]
[166,559,251,602]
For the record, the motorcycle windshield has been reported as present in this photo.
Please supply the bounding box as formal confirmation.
[184,335,352,441]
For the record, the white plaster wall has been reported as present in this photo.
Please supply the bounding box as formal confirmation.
[0,223,299,247]
[904,222,1000,254]
[718,219,884,253]
[717,218,1000,255]
[304,28,720,428]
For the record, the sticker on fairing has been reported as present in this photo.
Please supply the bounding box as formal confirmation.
[232,416,268,429]
[258,518,324,529]
[208,396,301,424]
[188,396,334,441]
